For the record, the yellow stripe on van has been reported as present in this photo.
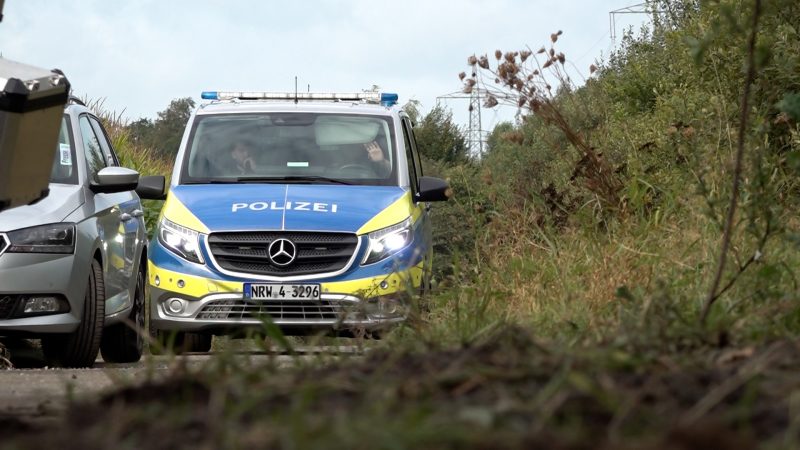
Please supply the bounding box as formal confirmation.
[149,263,241,298]
[148,262,423,300]
[322,263,423,296]
[356,191,423,235]
[161,192,209,234]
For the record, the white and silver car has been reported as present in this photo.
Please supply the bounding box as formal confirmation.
[0,99,165,367]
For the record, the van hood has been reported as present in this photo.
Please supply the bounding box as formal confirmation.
[168,184,410,234]
[0,184,84,232]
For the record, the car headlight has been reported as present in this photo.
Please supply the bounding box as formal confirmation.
[6,223,76,254]
[362,218,413,265]
[158,218,204,264]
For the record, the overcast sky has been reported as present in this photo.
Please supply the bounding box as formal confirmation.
[1,0,648,131]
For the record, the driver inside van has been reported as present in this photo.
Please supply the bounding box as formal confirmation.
[228,140,257,175]
[364,140,391,177]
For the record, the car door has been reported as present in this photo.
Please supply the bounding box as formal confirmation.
[78,115,129,307]
[400,117,432,253]
[89,116,146,313]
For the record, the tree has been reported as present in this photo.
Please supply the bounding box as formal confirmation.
[127,118,154,148]
[411,105,469,165]
[126,97,195,158]
[151,97,195,158]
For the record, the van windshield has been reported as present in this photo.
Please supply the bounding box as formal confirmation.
[180,113,398,186]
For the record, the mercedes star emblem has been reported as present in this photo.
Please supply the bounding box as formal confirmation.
[267,238,297,266]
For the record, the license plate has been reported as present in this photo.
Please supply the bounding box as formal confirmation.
[244,283,321,300]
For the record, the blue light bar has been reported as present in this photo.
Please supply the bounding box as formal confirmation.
[199,90,398,105]
[380,93,399,107]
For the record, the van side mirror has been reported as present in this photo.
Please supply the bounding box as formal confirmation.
[415,176,450,202]
[136,175,167,200]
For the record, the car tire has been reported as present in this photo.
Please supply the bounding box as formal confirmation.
[100,267,145,363]
[42,259,105,368]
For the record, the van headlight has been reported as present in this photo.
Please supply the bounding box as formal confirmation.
[362,218,413,265]
[158,218,204,264]
[6,223,76,254]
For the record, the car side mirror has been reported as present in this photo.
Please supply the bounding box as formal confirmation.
[136,175,167,200]
[415,176,450,202]
[90,167,140,194]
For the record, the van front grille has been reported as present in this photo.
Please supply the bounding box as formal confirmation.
[207,231,358,277]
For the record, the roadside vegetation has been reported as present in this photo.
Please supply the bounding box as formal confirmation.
[4,0,800,447]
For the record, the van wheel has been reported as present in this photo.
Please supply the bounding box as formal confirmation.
[151,330,212,354]
[100,267,145,363]
[181,333,212,353]
[42,259,105,368]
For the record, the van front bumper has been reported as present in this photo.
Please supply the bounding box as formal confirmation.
[148,263,421,334]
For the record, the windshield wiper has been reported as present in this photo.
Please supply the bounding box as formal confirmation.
[236,176,352,185]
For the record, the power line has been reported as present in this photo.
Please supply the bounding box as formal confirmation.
[609,2,666,41]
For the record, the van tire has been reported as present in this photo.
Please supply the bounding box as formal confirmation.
[151,330,212,354]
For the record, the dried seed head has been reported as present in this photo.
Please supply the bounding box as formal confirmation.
[495,77,500,83]
[484,95,498,108]
[466,78,476,87]
[518,96,527,107]
[557,52,565,64]
[533,69,539,75]
[504,52,515,63]
[520,50,531,62]
[495,50,502,60]
[549,48,555,57]
[537,46,546,54]
[589,64,598,74]
[464,85,474,94]
[468,55,478,66]
[550,33,558,43]
[478,55,490,69]
[543,59,553,69]
[458,71,467,80]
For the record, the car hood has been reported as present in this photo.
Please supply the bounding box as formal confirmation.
[0,184,84,232]
[167,184,410,234]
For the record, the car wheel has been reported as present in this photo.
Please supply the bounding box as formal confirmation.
[100,267,145,363]
[42,259,105,368]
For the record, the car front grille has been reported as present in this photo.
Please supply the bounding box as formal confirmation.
[196,298,359,322]
[207,231,359,277]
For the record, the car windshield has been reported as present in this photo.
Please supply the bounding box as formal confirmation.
[180,113,397,186]
[50,115,78,185]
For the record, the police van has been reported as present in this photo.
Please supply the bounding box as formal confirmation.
[148,91,449,350]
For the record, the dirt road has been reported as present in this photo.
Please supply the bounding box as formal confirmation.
[0,340,361,427]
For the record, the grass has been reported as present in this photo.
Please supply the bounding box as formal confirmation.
[5,326,800,449]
